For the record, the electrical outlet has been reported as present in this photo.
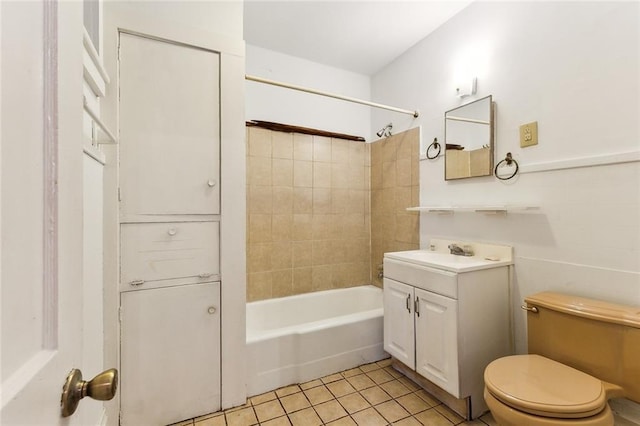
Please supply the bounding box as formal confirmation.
[520,121,538,148]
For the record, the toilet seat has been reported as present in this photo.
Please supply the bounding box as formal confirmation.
[485,354,607,419]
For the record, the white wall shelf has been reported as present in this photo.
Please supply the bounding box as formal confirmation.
[406,205,539,214]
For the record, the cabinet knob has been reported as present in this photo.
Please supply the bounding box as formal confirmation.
[168,228,177,236]
[207,179,217,188]
[207,306,217,315]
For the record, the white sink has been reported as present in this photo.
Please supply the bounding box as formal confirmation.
[384,250,512,273]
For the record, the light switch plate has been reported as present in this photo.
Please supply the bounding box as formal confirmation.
[520,121,538,147]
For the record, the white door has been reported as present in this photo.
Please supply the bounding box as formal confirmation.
[415,288,460,397]
[383,278,415,369]
[1,2,110,424]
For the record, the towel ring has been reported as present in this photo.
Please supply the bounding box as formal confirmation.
[494,152,519,180]
[426,138,441,159]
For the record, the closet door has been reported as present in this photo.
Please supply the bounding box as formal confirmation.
[119,33,220,218]
[120,282,221,426]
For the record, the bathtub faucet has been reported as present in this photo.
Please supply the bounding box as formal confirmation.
[448,244,474,256]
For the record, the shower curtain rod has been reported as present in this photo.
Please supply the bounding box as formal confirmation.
[246,74,420,118]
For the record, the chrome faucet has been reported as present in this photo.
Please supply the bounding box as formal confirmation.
[448,243,474,256]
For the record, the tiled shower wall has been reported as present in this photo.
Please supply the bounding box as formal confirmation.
[370,128,421,287]
[246,126,371,301]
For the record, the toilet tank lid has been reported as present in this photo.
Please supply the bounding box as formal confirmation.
[525,292,640,329]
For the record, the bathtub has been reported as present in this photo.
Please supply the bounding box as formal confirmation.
[246,285,386,396]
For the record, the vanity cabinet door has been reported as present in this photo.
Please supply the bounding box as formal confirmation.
[383,278,415,369]
[415,288,460,397]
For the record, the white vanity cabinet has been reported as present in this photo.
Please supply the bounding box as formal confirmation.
[383,242,512,419]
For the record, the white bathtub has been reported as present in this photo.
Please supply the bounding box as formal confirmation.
[246,285,386,396]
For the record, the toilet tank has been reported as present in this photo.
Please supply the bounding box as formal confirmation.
[524,292,640,403]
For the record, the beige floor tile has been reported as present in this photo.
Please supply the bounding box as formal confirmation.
[250,391,277,405]
[413,389,440,407]
[392,417,422,425]
[413,408,452,426]
[380,379,411,398]
[254,400,285,423]
[280,392,311,413]
[276,385,301,398]
[461,420,486,425]
[396,393,432,415]
[376,358,392,368]
[169,420,194,426]
[195,413,226,426]
[434,404,465,424]
[351,407,387,426]
[366,368,394,385]
[375,400,411,423]
[288,407,322,426]
[225,407,258,426]
[303,385,333,405]
[314,400,349,423]
[321,373,344,384]
[360,386,391,406]
[326,416,357,426]
[341,367,363,378]
[299,379,323,390]
[346,374,376,391]
[479,412,497,426]
[358,362,380,373]
[260,416,291,426]
[337,392,371,414]
[326,379,357,398]
[384,366,403,379]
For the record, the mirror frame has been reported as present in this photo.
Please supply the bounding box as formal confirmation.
[444,95,494,180]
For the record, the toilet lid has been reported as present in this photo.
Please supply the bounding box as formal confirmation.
[485,354,607,419]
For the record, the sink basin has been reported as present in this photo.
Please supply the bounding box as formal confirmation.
[384,250,512,273]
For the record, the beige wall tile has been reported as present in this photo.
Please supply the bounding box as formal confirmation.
[248,156,272,186]
[248,185,272,214]
[313,136,332,162]
[293,160,313,187]
[348,142,365,167]
[396,158,411,187]
[293,187,313,214]
[396,214,418,244]
[248,127,272,157]
[370,140,382,165]
[331,263,351,288]
[312,265,333,291]
[331,139,350,163]
[346,190,365,214]
[313,162,332,188]
[272,158,293,186]
[272,214,293,242]
[329,240,348,264]
[395,186,412,213]
[293,214,313,240]
[271,241,292,270]
[331,163,349,189]
[272,269,293,297]
[381,139,397,163]
[382,161,396,188]
[370,164,382,190]
[272,186,293,214]
[293,267,312,294]
[347,166,365,190]
[312,188,332,214]
[312,240,333,266]
[249,214,272,243]
[331,189,349,214]
[293,133,313,160]
[247,242,272,273]
[293,241,312,267]
[272,131,293,159]
[381,188,396,214]
[343,213,368,240]
[247,272,272,302]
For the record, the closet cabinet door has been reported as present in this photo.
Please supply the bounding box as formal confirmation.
[383,278,415,369]
[120,282,221,426]
[415,288,459,397]
[119,33,220,218]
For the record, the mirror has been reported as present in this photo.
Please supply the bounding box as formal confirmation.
[444,95,494,180]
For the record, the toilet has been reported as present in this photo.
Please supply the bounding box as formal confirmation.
[483,292,640,426]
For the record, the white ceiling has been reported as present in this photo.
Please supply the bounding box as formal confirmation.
[243,1,472,76]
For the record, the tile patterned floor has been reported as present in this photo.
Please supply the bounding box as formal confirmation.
[170,358,497,426]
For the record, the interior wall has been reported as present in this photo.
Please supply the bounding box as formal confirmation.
[246,126,371,301]
[245,45,372,140]
[371,2,639,417]
[370,128,421,287]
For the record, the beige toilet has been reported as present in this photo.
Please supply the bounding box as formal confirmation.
[483,291,640,426]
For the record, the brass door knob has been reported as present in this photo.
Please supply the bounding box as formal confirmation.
[61,368,118,417]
